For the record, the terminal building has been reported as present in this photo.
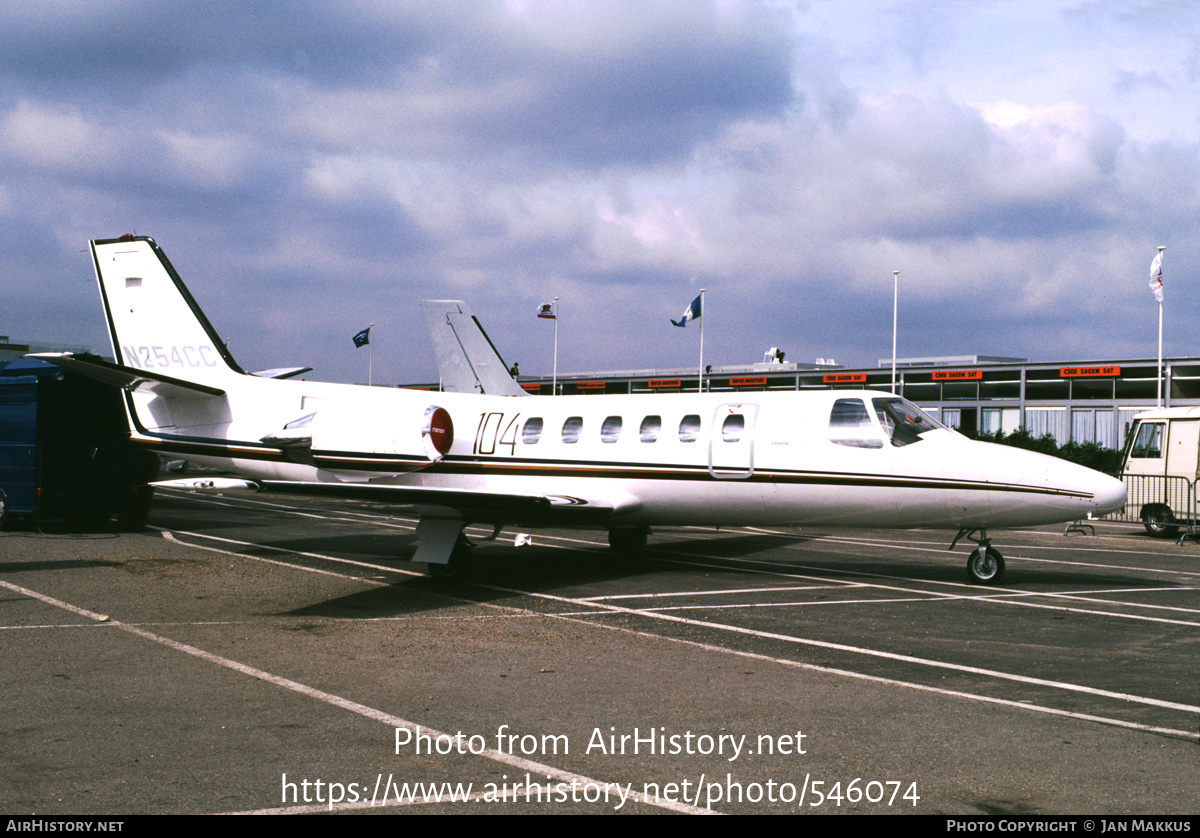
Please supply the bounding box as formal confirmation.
[502,352,1200,452]
[0,336,93,366]
[5,331,1194,453]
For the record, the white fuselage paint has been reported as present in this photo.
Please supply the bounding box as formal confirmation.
[129,378,1125,530]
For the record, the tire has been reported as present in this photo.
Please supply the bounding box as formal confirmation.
[1142,506,1180,539]
[966,546,1005,584]
[608,528,648,554]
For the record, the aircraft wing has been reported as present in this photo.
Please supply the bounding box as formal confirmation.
[422,300,527,397]
[257,479,641,522]
[25,352,225,398]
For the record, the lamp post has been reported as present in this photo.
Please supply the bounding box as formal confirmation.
[891,271,899,394]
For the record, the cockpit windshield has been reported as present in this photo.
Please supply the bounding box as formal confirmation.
[871,397,945,447]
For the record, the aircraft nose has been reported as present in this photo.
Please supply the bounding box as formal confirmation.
[959,441,1128,527]
[1091,471,1127,515]
[1042,455,1126,515]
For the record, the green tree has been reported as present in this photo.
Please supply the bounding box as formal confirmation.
[968,427,1121,473]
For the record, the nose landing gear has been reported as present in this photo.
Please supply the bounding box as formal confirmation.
[951,528,1006,584]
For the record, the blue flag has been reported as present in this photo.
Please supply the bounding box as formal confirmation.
[671,294,702,327]
[353,327,371,348]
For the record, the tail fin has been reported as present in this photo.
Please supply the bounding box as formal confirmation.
[422,300,527,397]
[91,236,244,386]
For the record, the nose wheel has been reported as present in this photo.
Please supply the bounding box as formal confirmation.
[951,528,1006,584]
[967,545,1005,584]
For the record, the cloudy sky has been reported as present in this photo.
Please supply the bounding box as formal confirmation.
[2,0,1198,384]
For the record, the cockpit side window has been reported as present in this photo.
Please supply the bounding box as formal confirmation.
[871,398,945,447]
[829,399,883,449]
[1129,421,1165,459]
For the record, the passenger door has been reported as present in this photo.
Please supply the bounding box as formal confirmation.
[708,403,758,479]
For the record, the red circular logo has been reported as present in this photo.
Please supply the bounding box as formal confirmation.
[427,407,454,455]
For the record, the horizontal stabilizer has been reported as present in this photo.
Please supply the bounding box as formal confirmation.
[250,366,313,379]
[26,353,225,398]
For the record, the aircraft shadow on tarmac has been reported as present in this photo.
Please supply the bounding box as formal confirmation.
[0,558,123,573]
[280,544,677,620]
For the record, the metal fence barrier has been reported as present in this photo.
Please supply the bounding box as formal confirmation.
[1096,473,1197,540]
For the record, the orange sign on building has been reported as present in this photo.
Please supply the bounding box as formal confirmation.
[932,369,982,381]
[1060,366,1120,378]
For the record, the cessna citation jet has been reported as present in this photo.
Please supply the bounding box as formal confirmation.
[34,236,1126,584]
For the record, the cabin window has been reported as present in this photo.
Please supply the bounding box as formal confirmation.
[562,416,583,444]
[601,416,623,443]
[829,398,883,449]
[640,415,662,443]
[522,417,543,444]
[721,414,745,442]
[1129,422,1164,459]
[679,414,701,443]
[872,397,945,447]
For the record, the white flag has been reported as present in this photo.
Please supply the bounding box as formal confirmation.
[1149,250,1163,303]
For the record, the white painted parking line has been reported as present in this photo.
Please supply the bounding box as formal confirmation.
[583,584,850,602]
[149,496,1200,740]
[146,524,1199,740]
[643,548,1200,627]
[481,576,1200,717]
[0,574,711,816]
[741,526,1200,578]
[156,528,425,579]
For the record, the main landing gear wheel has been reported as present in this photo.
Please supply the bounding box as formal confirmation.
[1141,505,1180,539]
[608,528,648,555]
[428,539,475,582]
[967,546,1005,585]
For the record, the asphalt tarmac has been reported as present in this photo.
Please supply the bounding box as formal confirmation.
[1,487,1197,815]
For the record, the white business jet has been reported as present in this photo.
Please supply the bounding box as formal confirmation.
[35,236,1126,584]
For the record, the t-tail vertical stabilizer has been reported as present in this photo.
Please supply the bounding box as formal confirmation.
[91,235,245,389]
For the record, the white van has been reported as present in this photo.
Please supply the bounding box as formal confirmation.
[1120,407,1200,537]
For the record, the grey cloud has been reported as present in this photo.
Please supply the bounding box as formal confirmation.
[4,2,1200,384]
[0,2,443,91]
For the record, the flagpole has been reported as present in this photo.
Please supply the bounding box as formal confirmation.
[553,296,559,396]
[368,322,374,386]
[699,288,706,393]
[891,270,899,394]
[1157,246,1165,407]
